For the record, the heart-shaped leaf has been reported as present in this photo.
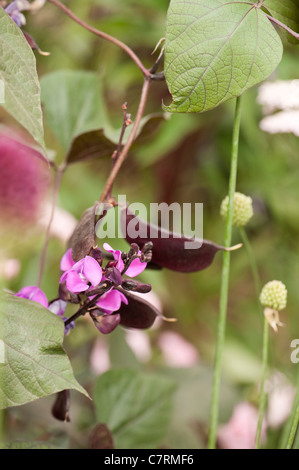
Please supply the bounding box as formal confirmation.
[41,70,109,152]
[0,294,88,409]
[66,114,166,165]
[93,369,176,449]
[164,0,283,113]
[122,208,231,273]
[264,0,299,44]
[0,8,45,150]
[66,129,116,165]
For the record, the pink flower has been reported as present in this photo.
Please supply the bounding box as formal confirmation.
[59,248,102,294]
[103,243,147,277]
[48,299,74,335]
[217,402,267,449]
[15,285,48,308]
[96,289,128,314]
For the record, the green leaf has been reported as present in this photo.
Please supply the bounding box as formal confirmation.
[93,369,176,449]
[0,294,88,409]
[66,129,116,165]
[164,0,283,113]
[41,70,109,151]
[264,0,299,44]
[3,441,55,449]
[66,113,165,165]
[0,8,45,150]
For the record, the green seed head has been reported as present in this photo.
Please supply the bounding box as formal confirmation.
[259,280,287,311]
[220,192,253,227]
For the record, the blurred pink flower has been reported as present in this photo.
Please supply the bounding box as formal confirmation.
[39,204,77,244]
[217,402,266,449]
[90,338,111,375]
[266,372,296,429]
[0,258,21,280]
[158,331,199,367]
[0,133,50,225]
[125,330,152,362]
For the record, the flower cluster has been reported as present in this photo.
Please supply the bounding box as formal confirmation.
[220,192,253,227]
[4,0,46,27]
[15,242,153,335]
[260,280,288,332]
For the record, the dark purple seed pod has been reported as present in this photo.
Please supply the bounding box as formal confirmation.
[89,424,114,449]
[122,279,152,294]
[122,208,240,273]
[68,205,97,262]
[92,313,121,334]
[51,390,70,422]
[22,31,50,56]
[117,290,159,329]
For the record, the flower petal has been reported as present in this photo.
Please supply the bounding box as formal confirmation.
[82,256,102,286]
[103,242,115,253]
[66,271,88,293]
[59,271,68,284]
[60,248,75,272]
[15,285,48,308]
[97,289,128,314]
[48,299,68,317]
[103,243,124,271]
[125,258,147,277]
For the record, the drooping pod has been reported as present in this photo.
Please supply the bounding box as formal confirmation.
[121,208,241,273]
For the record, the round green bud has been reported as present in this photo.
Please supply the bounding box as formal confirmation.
[220,192,253,227]
[259,280,287,311]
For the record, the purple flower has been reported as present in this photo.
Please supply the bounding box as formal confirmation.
[48,299,67,317]
[60,248,103,294]
[5,0,46,28]
[96,289,128,314]
[5,0,30,27]
[15,285,48,308]
[49,299,74,335]
[92,313,121,335]
[103,243,147,277]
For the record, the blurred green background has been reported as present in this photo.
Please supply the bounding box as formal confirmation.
[2,0,299,449]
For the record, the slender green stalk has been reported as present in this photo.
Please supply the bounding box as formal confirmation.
[239,227,268,449]
[255,315,269,448]
[208,95,242,449]
[286,396,299,449]
[239,227,261,302]
[0,410,3,447]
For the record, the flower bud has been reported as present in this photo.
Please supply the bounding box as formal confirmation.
[220,192,253,227]
[260,280,287,311]
[92,312,121,334]
[128,243,139,258]
[51,390,70,422]
[107,267,122,286]
[121,279,152,293]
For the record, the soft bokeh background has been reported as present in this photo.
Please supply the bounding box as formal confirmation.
[2,0,299,449]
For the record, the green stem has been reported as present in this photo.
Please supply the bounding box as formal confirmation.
[208,95,242,449]
[239,227,261,302]
[255,315,269,448]
[239,227,268,449]
[286,397,299,449]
